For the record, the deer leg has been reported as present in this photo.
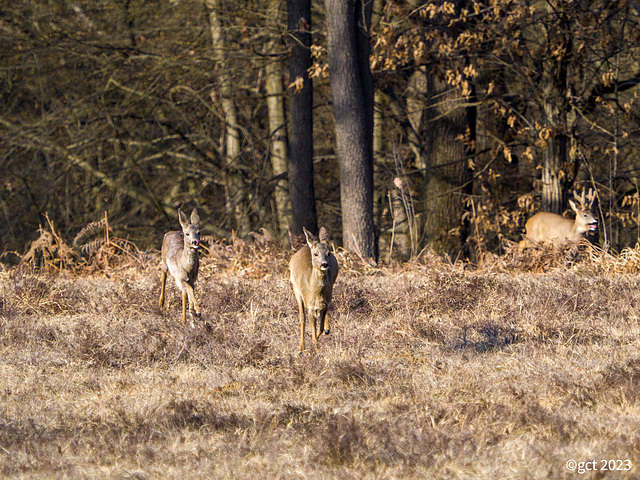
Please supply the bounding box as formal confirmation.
[297,297,306,354]
[311,311,319,352]
[320,309,330,336]
[159,270,167,308]
[313,310,321,339]
[182,290,188,324]
[185,284,200,318]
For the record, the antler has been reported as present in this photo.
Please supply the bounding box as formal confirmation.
[585,188,596,208]
[572,188,596,208]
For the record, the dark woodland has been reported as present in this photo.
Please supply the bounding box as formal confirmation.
[3,0,640,261]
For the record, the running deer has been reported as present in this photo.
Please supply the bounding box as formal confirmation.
[159,208,201,324]
[524,190,598,244]
[290,227,339,353]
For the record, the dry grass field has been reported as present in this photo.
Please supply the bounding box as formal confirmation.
[1,240,640,479]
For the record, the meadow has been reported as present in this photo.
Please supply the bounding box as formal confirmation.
[1,239,640,479]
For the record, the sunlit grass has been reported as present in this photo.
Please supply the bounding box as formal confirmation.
[1,244,640,478]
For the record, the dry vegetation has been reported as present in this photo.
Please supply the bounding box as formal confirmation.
[2,237,640,479]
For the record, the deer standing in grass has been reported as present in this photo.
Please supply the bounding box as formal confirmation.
[524,190,598,244]
[290,227,339,353]
[159,208,201,324]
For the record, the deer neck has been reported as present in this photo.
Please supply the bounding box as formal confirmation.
[181,243,199,272]
[571,220,586,237]
[312,266,329,290]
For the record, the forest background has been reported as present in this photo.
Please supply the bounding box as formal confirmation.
[3,0,640,263]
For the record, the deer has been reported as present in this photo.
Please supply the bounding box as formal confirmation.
[289,227,339,354]
[524,190,598,245]
[159,208,201,324]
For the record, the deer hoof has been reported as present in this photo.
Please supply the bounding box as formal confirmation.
[324,329,330,335]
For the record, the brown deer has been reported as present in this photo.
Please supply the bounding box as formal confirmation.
[524,190,598,245]
[289,227,339,353]
[159,208,201,324]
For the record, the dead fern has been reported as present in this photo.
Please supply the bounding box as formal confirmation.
[21,213,81,272]
[73,217,108,250]
[79,237,106,256]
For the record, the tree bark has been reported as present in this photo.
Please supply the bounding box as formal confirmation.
[286,0,317,236]
[206,0,250,236]
[421,1,475,258]
[325,0,377,262]
[266,0,292,242]
[541,95,564,214]
[423,71,470,256]
[541,48,568,213]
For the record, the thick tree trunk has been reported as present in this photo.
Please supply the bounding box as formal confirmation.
[540,1,573,215]
[423,72,469,256]
[541,96,564,214]
[421,0,475,258]
[286,0,317,236]
[325,0,377,262]
[541,60,569,214]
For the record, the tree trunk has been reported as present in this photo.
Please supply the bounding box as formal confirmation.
[421,1,475,258]
[325,0,377,262]
[423,71,469,257]
[206,0,250,236]
[541,94,564,214]
[286,0,317,236]
[540,1,572,214]
[373,90,386,228]
[266,0,292,243]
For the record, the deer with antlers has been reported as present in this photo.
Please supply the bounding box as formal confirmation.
[524,190,598,245]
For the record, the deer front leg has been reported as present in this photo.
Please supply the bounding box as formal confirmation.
[319,309,330,336]
[181,290,188,324]
[185,284,201,318]
[313,310,321,340]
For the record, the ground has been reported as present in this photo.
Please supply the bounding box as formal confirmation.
[1,244,639,479]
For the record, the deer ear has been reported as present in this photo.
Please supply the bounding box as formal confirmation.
[319,227,330,244]
[303,227,315,247]
[190,208,200,227]
[178,209,189,228]
[568,200,578,213]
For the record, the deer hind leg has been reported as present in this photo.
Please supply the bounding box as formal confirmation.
[159,270,167,308]
[297,296,306,353]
